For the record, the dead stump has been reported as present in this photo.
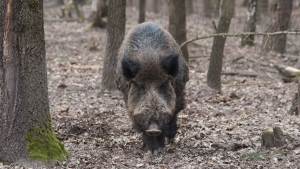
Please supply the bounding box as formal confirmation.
[261,127,286,149]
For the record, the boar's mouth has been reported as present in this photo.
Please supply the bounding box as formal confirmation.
[146,123,162,137]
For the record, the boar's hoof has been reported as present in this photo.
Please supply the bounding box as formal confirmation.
[146,123,162,137]
[167,137,175,144]
[147,149,158,156]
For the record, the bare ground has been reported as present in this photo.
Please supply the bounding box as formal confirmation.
[3,2,300,169]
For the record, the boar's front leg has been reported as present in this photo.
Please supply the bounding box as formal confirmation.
[142,133,165,155]
[165,113,178,143]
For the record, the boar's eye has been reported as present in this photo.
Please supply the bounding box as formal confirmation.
[121,58,140,80]
[161,54,179,77]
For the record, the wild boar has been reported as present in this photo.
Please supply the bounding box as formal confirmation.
[115,22,189,155]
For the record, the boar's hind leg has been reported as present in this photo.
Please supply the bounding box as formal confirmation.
[166,113,179,143]
[142,133,165,154]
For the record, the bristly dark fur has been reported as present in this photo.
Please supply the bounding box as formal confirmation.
[121,58,140,80]
[161,54,179,77]
[115,22,189,154]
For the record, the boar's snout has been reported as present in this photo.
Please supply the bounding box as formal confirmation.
[146,123,162,137]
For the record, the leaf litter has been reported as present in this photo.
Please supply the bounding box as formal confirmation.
[5,1,300,168]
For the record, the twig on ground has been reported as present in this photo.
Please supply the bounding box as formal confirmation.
[232,56,244,62]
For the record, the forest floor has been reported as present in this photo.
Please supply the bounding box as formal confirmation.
[4,1,300,169]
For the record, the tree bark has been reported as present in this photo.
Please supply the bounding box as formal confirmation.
[127,0,134,7]
[138,0,146,23]
[101,0,126,90]
[241,0,257,46]
[168,0,189,63]
[214,0,221,17]
[203,0,220,18]
[242,0,248,7]
[186,0,194,15]
[91,0,107,28]
[203,0,214,17]
[207,0,235,92]
[289,86,300,115]
[73,0,84,21]
[152,0,160,13]
[56,0,64,6]
[256,0,268,21]
[262,0,293,54]
[0,0,67,163]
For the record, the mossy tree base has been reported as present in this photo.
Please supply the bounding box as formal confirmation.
[26,116,68,162]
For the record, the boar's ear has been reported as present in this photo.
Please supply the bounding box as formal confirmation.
[121,58,140,80]
[161,54,179,77]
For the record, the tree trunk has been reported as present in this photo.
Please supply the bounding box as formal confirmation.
[91,0,107,28]
[202,0,220,18]
[213,0,221,17]
[207,0,235,92]
[203,0,214,17]
[168,0,189,63]
[127,0,133,7]
[73,0,84,21]
[242,0,248,7]
[101,1,108,17]
[138,0,146,23]
[288,80,300,115]
[186,0,194,15]
[256,0,268,21]
[0,0,67,163]
[241,0,257,46]
[101,0,126,90]
[262,0,293,54]
[152,0,160,13]
[56,0,64,6]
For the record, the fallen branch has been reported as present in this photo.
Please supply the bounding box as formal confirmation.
[274,64,300,78]
[181,30,300,48]
[274,64,300,83]
[211,142,250,151]
[232,56,244,62]
[221,71,258,77]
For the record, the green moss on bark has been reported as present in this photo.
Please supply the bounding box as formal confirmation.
[28,0,39,8]
[26,116,68,162]
[267,131,274,136]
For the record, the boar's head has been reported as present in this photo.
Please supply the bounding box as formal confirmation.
[121,52,180,137]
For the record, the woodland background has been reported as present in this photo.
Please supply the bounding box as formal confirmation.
[1,0,300,168]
